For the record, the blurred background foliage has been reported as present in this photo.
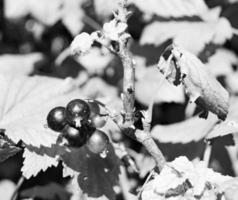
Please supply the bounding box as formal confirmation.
[1,0,238,199]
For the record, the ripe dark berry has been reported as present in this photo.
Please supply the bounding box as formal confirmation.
[66,99,90,127]
[110,130,123,143]
[47,106,67,131]
[87,101,100,118]
[62,124,87,147]
[86,129,109,154]
[91,115,107,128]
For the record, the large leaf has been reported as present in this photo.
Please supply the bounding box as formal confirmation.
[140,19,232,55]
[205,49,238,77]
[226,73,238,94]
[135,67,185,105]
[151,114,218,144]
[5,0,86,35]
[81,77,118,100]
[0,74,85,179]
[129,0,208,19]
[0,53,43,75]
[0,75,83,147]
[158,45,229,120]
[93,0,218,21]
[62,144,121,200]
[76,48,113,75]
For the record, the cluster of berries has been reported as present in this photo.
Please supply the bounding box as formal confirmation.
[46,99,109,154]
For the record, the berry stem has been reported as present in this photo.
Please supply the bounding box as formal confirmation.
[134,129,166,171]
[111,114,166,171]
[203,143,212,167]
[10,176,25,200]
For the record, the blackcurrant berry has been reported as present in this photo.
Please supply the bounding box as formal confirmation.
[65,99,90,127]
[91,115,107,128]
[86,129,109,154]
[87,101,100,118]
[47,106,67,131]
[110,130,123,143]
[62,124,87,147]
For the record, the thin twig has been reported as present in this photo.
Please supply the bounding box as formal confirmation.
[10,176,25,200]
[135,129,166,171]
[137,169,155,198]
[203,143,212,167]
[110,113,166,171]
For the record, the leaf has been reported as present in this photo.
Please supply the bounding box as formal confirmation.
[135,67,185,105]
[5,0,85,35]
[228,0,238,3]
[151,113,218,144]
[22,147,59,179]
[0,74,85,179]
[226,73,238,94]
[206,98,238,137]
[94,0,118,18]
[205,98,238,141]
[0,53,44,75]
[141,156,232,200]
[132,151,156,178]
[76,48,113,75]
[205,121,238,141]
[140,19,233,55]
[5,0,29,19]
[158,45,229,120]
[129,0,209,19]
[61,144,120,200]
[60,0,86,35]
[20,182,71,200]
[0,135,21,162]
[81,77,118,100]
[0,75,83,147]
[205,49,238,77]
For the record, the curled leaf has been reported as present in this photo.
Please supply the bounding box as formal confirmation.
[158,45,229,120]
[151,114,218,144]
